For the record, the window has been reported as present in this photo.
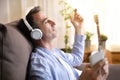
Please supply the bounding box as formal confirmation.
[67,0,120,51]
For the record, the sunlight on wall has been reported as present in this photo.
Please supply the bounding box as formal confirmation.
[67,0,120,51]
[105,0,120,51]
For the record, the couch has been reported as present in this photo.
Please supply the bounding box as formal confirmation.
[0,20,120,80]
[0,20,32,80]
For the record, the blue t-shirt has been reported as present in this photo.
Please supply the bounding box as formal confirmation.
[29,34,85,80]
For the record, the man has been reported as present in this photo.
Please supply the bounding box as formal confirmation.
[20,6,108,80]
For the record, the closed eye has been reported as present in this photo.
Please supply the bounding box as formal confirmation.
[43,18,48,24]
[43,18,55,26]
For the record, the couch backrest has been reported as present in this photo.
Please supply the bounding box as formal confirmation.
[0,20,32,80]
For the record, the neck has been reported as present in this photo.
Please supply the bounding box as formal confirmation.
[35,39,54,50]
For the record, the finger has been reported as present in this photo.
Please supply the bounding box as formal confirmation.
[83,65,101,80]
[70,9,76,22]
[94,71,101,80]
[74,9,80,18]
[101,60,109,76]
[92,59,105,73]
[78,17,83,22]
[74,9,77,15]
[85,63,91,68]
[104,58,108,64]
[93,59,105,69]
[76,14,83,22]
[74,9,77,12]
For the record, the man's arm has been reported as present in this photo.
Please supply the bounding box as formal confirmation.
[59,9,85,66]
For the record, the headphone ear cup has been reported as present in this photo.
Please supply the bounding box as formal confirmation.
[31,29,43,40]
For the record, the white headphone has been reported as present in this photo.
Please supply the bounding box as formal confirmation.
[23,17,43,40]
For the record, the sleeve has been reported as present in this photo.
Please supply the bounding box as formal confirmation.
[59,34,86,67]
[29,53,53,80]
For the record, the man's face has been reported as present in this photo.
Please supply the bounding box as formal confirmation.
[33,11,57,41]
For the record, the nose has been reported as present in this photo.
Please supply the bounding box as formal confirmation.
[51,21,56,27]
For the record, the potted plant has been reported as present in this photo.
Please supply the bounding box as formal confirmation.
[100,34,108,41]
[59,0,74,52]
[85,32,94,49]
[99,34,108,49]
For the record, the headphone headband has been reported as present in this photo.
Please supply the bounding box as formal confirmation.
[23,17,33,31]
[23,17,43,40]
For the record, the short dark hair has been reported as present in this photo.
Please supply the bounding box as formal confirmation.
[17,6,41,49]
[26,6,41,28]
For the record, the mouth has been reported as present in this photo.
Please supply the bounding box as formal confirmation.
[53,28,57,33]
[52,25,56,31]
[53,27,55,30]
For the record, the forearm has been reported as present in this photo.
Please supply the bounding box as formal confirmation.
[74,24,84,35]
[71,34,85,66]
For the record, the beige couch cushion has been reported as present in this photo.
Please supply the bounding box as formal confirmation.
[0,20,32,80]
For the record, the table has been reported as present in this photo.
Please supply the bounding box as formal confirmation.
[83,47,112,64]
